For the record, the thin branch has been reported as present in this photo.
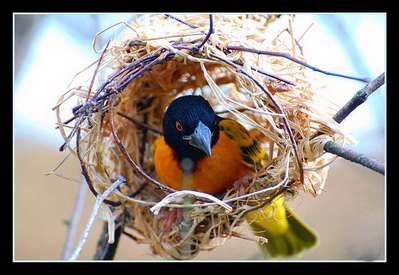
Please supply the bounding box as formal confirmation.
[232,59,295,86]
[297,22,314,43]
[168,17,295,87]
[108,97,176,194]
[209,52,305,186]
[164,14,202,31]
[324,141,384,175]
[116,52,175,92]
[283,29,303,56]
[93,96,157,260]
[249,65,296,86]
[333,73,385,123]
[313,73,385,175]
[174,43,297,86]
[93,95,159,260]
[93,144,149,261]
[310,73,386,141]
[71,50,163,119]
[193,14,213,51]
[225,45,370,83]
[59,116,84,152]
[61,115,77,126]
[117,112,163,135]
[62,50,173,155]
[122,230,139,241]
[61,182,88,260]
[76,127,121,207]
[68,176,126,261]
[86,40,110,101]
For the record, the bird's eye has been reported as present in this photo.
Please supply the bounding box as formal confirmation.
[175,121,184,132]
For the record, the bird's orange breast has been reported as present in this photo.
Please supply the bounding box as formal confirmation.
[154,132,253,194]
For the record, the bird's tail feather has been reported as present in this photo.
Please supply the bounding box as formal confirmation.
[248,206,317,258]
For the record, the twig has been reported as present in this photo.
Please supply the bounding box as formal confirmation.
[333,73,385,123]
[108,97,176,194]
[297,22,314,43]
[312,73,385,175]
[310,73,385,141]
[225,45,370,83]
[173,43,296,86]
[71,50,163,120]
[61,182,88,260]
[288,18,298,57]
[93,98,154,261]
[209,52,305,186]
[86,40,110,101]
[164,14,202,31]
[61,116,77,126]
[122,230,139,241]
[59,116,84,152]
[281,26,304,56]
[59,42,109,152]
[68,176,126,261]
[76,127,121,207]
[249,65,296,86]
[168,16,295,87]
[193,14,213,52]
[117,112,163,135]
[232,59,295,86]
[62,50,172,158]
[96,97,155,259]
[324,141,384,175]
[116,52,175,92]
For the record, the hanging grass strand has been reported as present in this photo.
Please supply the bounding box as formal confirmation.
[68,176,126,261]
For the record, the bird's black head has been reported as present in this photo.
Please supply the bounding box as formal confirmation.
[163,95,221,163]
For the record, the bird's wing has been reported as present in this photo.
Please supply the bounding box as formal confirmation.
[218,118,267,170]
[218,119,318,258]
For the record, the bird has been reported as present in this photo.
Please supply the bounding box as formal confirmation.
[153,95,317,258]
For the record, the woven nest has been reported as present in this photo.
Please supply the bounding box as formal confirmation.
[55,14,346,260]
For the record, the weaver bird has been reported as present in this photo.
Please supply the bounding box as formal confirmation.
[154,95,317,258]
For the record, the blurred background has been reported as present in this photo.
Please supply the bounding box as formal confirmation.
[14,13,386,261]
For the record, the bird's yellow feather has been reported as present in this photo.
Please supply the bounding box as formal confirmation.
[217,118,317,258]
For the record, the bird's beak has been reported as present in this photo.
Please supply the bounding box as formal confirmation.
[185,121,212,157]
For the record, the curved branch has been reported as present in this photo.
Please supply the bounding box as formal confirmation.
[193,14,213,51]
[209,52,305,186]
[108,97,176,194]
[76,127,121,207]
[225,45,370,83]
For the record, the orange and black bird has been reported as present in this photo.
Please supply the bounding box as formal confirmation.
[154,95,317,258]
